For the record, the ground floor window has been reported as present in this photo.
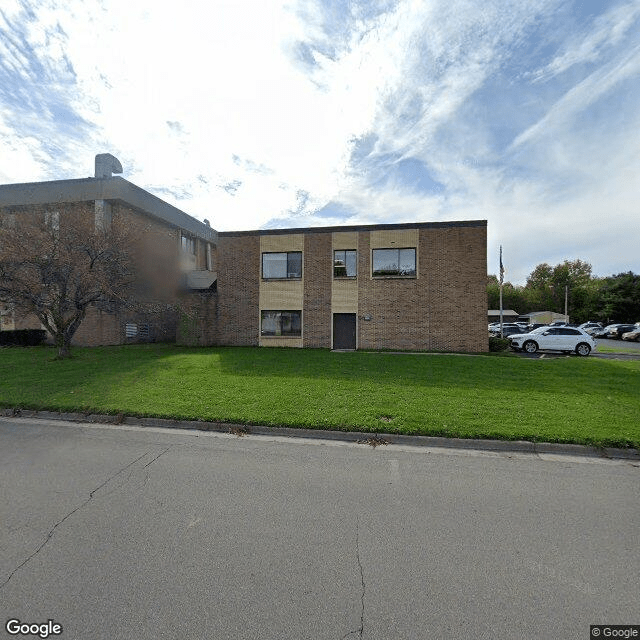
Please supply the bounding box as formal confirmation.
[261,310,302,336]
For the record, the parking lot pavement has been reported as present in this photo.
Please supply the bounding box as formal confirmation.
[512,338,640,359]
[595,338,640,352]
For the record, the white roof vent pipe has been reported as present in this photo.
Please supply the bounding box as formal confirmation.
[95,153,123,178]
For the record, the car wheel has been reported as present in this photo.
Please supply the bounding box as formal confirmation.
[575,343,591,356]
[523,340,538,354]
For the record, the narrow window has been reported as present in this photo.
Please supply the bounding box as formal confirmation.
[372,248,416,277]
[261,311,302,336]
[262,252,302,279]
[334,250,357,277]
[181,234,196,254]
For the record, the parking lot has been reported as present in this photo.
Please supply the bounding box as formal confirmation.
[515,338,640,359]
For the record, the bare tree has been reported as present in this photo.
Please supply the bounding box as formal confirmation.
[0,209,137,358]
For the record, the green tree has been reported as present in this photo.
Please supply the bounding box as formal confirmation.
[0,210,135,358]
[524,259,594,321]
[487,275,527,315]
[597,272,640,323]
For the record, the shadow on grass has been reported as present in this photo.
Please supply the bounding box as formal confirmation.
[3,344,638,399]
[1,345,639,447]
[213,346,639,397]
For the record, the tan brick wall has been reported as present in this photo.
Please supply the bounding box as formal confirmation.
[422,225,487,352]
[216,223,487,353]
[175,291,218,346]
[216,234,260,346]
[303,232,331,347]
[2,200,184,346]
[357,225,487,352]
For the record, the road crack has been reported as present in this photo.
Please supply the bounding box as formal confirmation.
[342,519,365,639]
[0,448,164,590]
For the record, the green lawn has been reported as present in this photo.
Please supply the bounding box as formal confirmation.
[1,345,639,448]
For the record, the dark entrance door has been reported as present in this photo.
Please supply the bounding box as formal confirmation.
[333,313,356,350]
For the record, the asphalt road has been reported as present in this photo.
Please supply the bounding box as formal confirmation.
[1,418,638,640]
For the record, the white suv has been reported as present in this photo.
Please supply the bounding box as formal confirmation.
[510,326,596,356]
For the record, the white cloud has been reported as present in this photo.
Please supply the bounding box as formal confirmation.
[1,0,639,284]
[531,1,640,82]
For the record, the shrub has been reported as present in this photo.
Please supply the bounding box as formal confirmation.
[0,329,47,347]
[489,336,511,352]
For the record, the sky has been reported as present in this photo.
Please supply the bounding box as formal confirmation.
[1,0,639,284]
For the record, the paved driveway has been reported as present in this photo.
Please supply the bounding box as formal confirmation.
[1,418,638,640]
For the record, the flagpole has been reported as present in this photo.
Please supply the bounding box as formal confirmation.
[499,245,504,338]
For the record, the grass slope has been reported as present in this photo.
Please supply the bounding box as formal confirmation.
[1,345,639,447]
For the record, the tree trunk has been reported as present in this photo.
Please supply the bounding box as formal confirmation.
[56,341,72,359]
[53,329,73,359]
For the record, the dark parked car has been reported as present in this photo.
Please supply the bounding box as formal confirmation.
[606,324,636,339]
[591,326,611,338]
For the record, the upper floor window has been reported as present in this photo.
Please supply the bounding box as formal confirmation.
[334,250,357,278]
[262,251,302,279]
[181,234,196,255]
[372,248,416,277]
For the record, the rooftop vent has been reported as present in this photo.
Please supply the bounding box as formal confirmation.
[95,153,123,178]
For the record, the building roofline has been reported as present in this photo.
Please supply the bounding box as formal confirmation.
[0,176,217,243]
[219,219,487,237]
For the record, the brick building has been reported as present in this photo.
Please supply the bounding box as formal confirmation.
[1,158,487,352]
[0,155,217,346]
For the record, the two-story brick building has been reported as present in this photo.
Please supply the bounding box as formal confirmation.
[1,157,488,352]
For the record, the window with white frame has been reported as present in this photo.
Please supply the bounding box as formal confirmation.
[334,250,357,278]
[372,248,416,277]
[262,252,302,279]
[261,310,302,336]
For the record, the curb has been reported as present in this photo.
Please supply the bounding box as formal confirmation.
[2,408,639,461]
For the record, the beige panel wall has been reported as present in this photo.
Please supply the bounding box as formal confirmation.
[331,231,359,314]
[370,229,419,248]
[259,280,304,309]
[260,336,304,348]
[332,231,358,250]
[259,234,304,347]
[259,281,304,346]
[332,280,358,313]
[260,233,304,252]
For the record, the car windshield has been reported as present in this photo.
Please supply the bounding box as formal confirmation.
[529,326,549,334]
